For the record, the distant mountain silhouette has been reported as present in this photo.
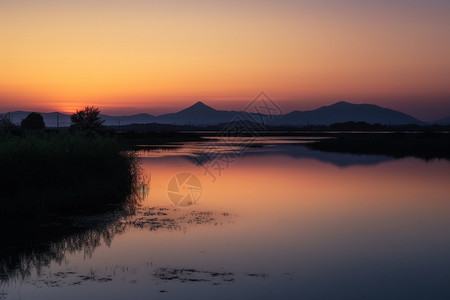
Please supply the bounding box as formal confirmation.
[100,113,155,126]
[153,101,237,125]
[178,101,217,115]
[435,116,450,125]
[271,101,424,126]
[1,101,426,127]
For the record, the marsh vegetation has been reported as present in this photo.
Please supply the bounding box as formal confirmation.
[0,130,141,220]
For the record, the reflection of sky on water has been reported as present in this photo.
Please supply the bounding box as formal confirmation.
[138,136,394,167]
[2,137,450,299]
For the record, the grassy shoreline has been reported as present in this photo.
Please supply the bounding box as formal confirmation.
[0,130,141,220]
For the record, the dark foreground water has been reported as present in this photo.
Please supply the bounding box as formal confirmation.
[2,137,450,299]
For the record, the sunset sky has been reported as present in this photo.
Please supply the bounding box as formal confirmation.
[1,0,449,120]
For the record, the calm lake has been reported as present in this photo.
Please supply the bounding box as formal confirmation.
[2,137,450,300]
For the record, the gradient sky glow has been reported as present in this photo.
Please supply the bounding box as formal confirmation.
[1,0,449,120]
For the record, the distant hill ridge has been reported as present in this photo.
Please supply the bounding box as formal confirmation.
[436,116,450,125]
[0,101,427,127]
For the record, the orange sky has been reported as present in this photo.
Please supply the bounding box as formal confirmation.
[1,0,449,120]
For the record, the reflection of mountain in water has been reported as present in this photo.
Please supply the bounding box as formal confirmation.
[185,144,394,168]
[242,144,395,167]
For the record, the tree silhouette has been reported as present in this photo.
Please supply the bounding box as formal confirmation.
[0,115,17,132]
[21,112,45,129]
[71,106,105,130]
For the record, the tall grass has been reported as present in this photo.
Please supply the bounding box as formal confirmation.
[0,130,142,219]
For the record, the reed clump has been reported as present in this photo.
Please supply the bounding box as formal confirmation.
[0,130,141,219]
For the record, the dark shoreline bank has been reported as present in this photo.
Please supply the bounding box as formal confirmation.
[305,132,450,161]
[114,127,450,161]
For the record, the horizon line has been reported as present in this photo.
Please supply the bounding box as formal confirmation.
[0,100,443,122]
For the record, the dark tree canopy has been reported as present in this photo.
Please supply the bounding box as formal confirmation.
[21,112,45,130]
[71,106,105,130]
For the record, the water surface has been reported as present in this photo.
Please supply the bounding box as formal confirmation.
[2,138,450,299]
